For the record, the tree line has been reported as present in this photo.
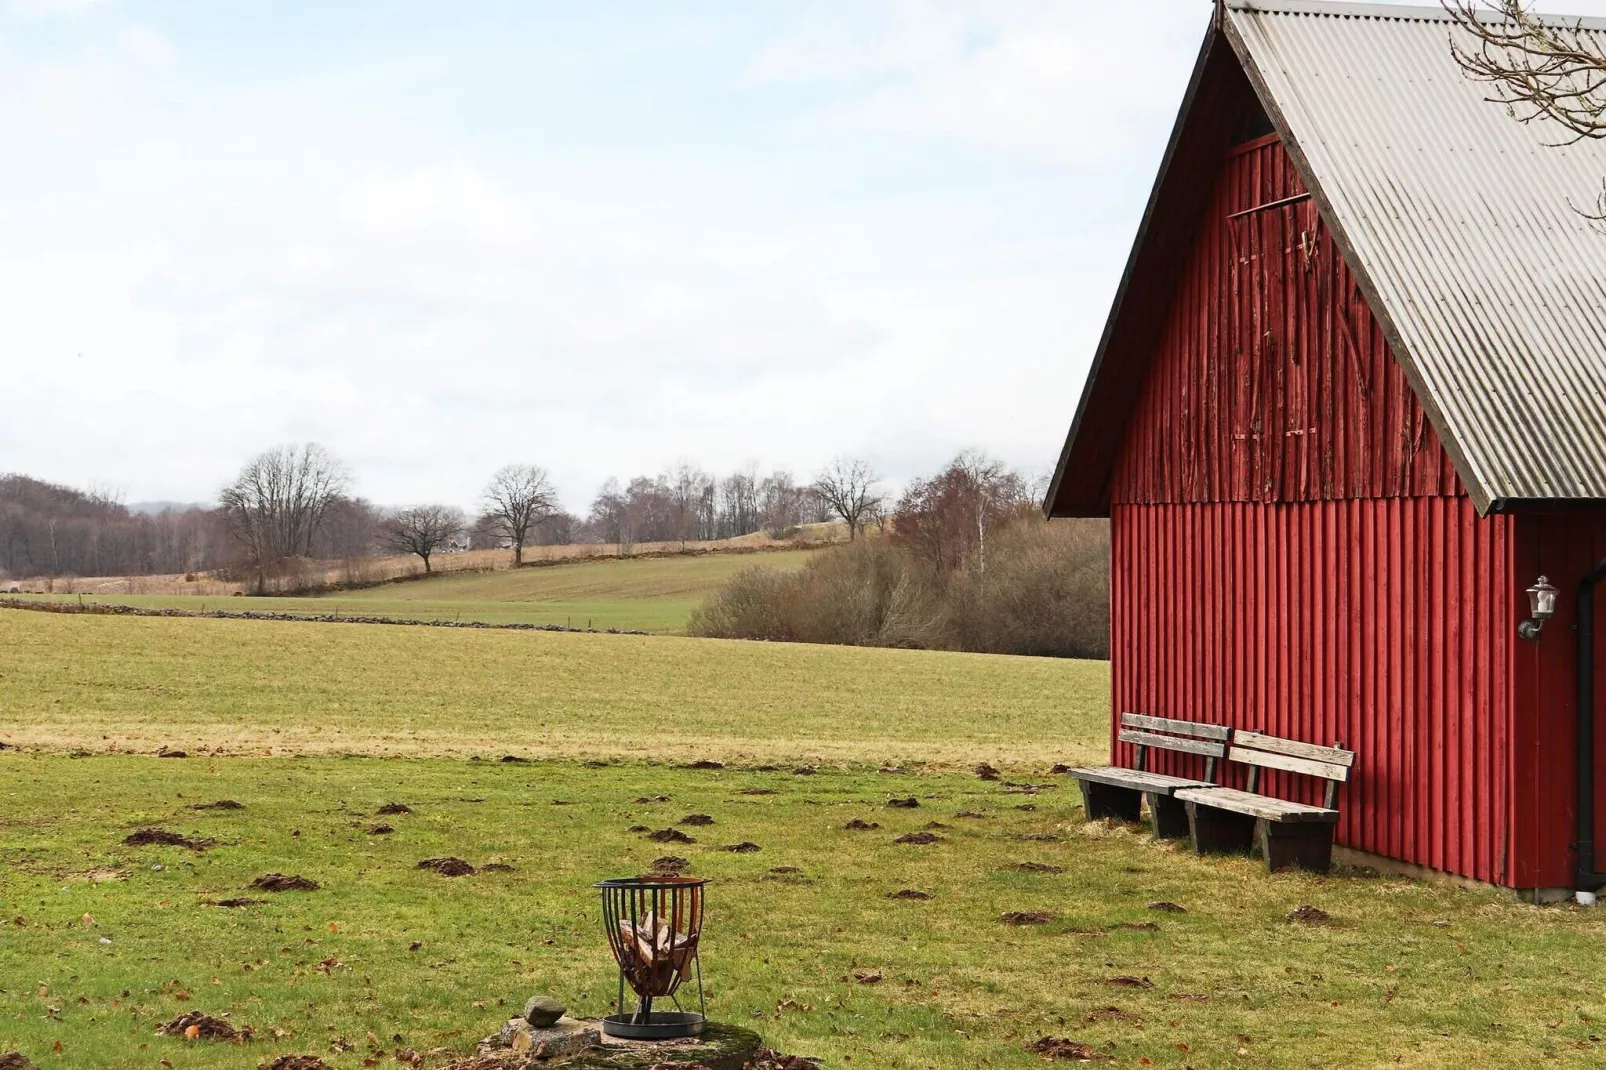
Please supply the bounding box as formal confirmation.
[0,443,894,583]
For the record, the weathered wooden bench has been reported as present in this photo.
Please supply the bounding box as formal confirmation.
[1068,714,1231,838]
[1174,732,1355,872]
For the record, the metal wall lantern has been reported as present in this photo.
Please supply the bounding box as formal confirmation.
[1518,575,1558,640]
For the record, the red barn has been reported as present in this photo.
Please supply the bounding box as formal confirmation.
[1046,0,1606,899]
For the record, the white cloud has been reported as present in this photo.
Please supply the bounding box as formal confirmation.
[4,0,116,19]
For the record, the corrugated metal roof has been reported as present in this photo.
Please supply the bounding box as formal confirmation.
[1224,0,1606,510]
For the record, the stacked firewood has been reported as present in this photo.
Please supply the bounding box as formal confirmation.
[615,911,698,997]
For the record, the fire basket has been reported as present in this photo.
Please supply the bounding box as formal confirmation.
[596,874,709,1039]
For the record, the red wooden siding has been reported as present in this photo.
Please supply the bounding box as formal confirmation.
[1112,500,1516,885]
[1111,134,1461,506]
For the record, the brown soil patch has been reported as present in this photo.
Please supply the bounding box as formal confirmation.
[1104,976,1154,988]
[955,811,988,819]
[887,797,919,809]
[923,821,952,830]
[1110,922,1160,932]
[635,795,669,803]
[1001,911,1056,925]
[261,1058,332,1070]
[842,819,880,830]
[417,857,475,877]
[1288,905,1332,924]
[793,765,817,775]
[1147,901,1187,913]
[887,889,932,900]
[770,866,802,874]
[1082,1006,1142,1025]
[190,800,245,811]
[157,747,188,759]
[123,828,213,851]
[679,814,715,826]
[684,760,725,770]
[499,755,529,763]
[1013,862,1064,874]
[853,971,883,984]
[894,831,940,845]
[648,828,695,844]
[208,898,262,909]
[1049,763,1073,774]
[1026,1036,1112,1061]
[626,824,650,833]
[367,824,394,835]
[157,1011,250,1041]
[480,862,515,872]
[722,842,762,853]
[1015,804,1038,812]
[975,762,1001,781]
[1017,833,1062,842]
[376,803,412,815]
[0,1053,35,1070]
[251,874,319,892]
[742,788,778,796]
[652,856,689,873]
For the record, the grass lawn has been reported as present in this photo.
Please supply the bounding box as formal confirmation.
[18,549,819,634]
[3,609,1606,1069]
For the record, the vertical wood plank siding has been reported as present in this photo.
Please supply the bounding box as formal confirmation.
[1111,135,1460,506]
[1112,500,1515,885]
[1104,135,1527,886]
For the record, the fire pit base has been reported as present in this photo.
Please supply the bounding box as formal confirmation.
[469,1020,763,1069]
[600,1011,706,1040]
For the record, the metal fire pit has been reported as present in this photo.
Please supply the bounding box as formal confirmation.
[596,874,709,1039]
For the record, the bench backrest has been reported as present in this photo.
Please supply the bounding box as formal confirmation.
[1117,713,1231,782]
[1229,731,1356,809]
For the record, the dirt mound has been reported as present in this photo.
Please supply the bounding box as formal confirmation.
[887,889,932,900]
[367,824,394,835]
[652,856,689,873]
[886,797,919,809]
[123,829,213,851]
[793,765,817,776]
[157,747,188,759]
[894,831,940,845]
[208,898,262,909]
[1110,922,1160,932]
[770,866,802,874]
[1082,1006,1142,1025]
[250,874,319,892]
[842,819,880,830]
[679,814,715,826]
[157,1011,250,1041]
[975,762,1001,781]
[1013,862,1064,874]
[1017,833,1061,842]
[684,760,725,770]
[635,795,669,803]
[1288,905,1331,924]
[955,811,988,819]
[1147,901,1187,913]
[376,803,412,815]
[1015,804,1038,812]
[1104,975,1153,988]
[417,857,475,877]
[648,828,695,844]
[1001,911,1056,925]
[0,1053,35,1070]
[480,862,515,872]
[1025,1036,1111,1061]
[741,788,777,796]
[190,800,245,811]
[499,755,529,763]
[260,1057,332,1070]
[722,842,762,853]
[1049,763,1073,774]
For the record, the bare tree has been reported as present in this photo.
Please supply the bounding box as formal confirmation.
[219,444,350,572]
[380,505,464,573]
[812,457,884,540]
[481,464,557,566]
[1445,1,1606,213]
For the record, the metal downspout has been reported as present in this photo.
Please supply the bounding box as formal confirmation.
[1576,557,1606,896]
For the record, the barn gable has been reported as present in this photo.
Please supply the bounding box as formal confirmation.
[1048,1,1606,518]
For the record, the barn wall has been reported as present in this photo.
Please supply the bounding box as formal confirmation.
[1113,499,1517,885]
[1111,134,1461,506]
[1512,514,1606,889]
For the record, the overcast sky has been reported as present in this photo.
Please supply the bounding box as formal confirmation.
[6,0,1591,513]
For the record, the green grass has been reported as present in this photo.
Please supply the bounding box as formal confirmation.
[19,550,818,634]
[4,609,1606,1069]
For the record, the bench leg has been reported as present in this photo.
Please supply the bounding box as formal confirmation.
[1144,791,1190,839]
[1185,802,1255,856]
[1257,820,1335,873]
[1077,779,1141,823]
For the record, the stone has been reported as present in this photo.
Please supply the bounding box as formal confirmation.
[496,1016,596,1059]
[523,995,567,1028]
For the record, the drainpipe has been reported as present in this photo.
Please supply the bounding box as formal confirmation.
[1576,556,1606,903]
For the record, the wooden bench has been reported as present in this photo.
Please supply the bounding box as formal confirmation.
[1068,714,1231,838]
[1174,732,1355,872]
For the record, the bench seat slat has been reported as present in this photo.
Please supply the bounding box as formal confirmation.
[1119,713,1231,741]
[1228,745,1350,782]
[1118,729,1227,758]
[1174,786,1339,823]
[1068,766,1211,794]
[1233,731,1354,767]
